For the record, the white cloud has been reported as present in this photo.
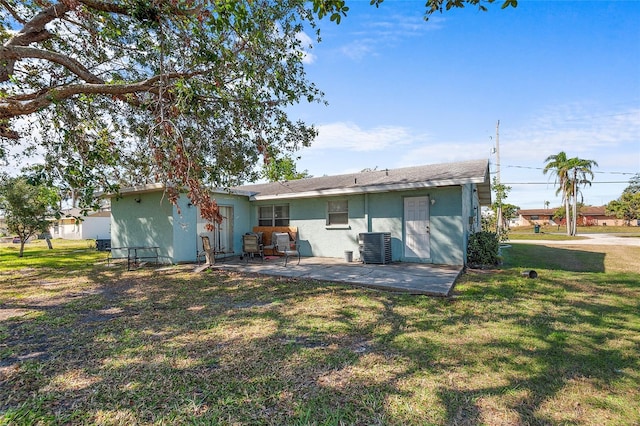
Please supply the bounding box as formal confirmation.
[398,141,490,167]
[336,11,445,60]
[505,104,640,162]
[296,31,316,64]
[339,39,377,61]
[312,122,427,152]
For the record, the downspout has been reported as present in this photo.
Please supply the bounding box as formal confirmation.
[365,193,371,232]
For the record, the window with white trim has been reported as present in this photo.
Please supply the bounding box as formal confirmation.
[327,200,348,225]
[258,205,290,226]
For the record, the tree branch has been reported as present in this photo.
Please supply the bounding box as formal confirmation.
[0,0,26,24]
[0,71,206,120]
[0,46,104,84]
[76,0,130,15]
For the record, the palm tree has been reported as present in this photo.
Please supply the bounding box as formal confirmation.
[566,157,598,236]
[543,152,572,235]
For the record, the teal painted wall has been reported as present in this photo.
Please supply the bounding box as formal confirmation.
[252,196,367,257]
[111,190,252,263]
[172,195,199,263]
[110,191,175,263]
[251,186,467,265]
[112,185,473,265]
[216,192,253,258]
[367,187,464,265]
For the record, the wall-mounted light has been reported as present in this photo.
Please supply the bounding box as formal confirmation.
[187,203,193,208]
[134,197,141,203]
[431,198,436,206]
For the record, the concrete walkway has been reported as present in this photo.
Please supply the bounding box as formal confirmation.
[208,256,462,296]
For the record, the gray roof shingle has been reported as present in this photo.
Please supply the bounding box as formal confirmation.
[237,159,491,204]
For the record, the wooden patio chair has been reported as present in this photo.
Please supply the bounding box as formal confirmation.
[274,232,300,266]
[198,235,215,265]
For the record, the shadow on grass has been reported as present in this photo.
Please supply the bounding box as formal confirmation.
[2,256,639,424]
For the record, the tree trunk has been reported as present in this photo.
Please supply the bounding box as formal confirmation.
[19,239,25,257]
[46,237,53,249]
[565,193,571,236]
[572,177,578,236]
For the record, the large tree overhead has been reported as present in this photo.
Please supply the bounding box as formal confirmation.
[1,0,516,221]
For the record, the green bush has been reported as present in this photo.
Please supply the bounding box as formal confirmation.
[467,231,500,267]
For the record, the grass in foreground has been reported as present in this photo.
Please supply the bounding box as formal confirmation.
[1,241,639,425]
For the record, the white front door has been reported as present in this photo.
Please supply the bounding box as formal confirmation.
[404,196,430,259]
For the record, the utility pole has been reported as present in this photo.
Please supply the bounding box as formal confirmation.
[496,120,502,235]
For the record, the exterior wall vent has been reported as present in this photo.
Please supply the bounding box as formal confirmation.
[358,232,392,264]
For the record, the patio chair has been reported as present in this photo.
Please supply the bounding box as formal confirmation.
[274,232,300,266]
[262,231,278,256]
[198,235,215,265]
[242,233,264,262]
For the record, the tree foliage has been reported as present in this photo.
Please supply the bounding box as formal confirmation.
[490,176,513,240]
[606,173,640,225]
[262,153,311,182]
[0,176,59,256]
[1,0,517,222]
[543,152,597,236]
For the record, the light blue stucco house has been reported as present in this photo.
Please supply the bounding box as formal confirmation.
[108,159,492,266]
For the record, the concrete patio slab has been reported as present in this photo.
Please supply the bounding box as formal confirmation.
[207,256,462,296]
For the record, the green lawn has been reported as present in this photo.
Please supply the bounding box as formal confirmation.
[1,240,639,425]
[509,225,640,240]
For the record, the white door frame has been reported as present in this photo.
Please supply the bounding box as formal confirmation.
[404,196,431,259]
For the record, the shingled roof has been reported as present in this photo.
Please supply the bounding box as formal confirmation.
[237,159,492,204]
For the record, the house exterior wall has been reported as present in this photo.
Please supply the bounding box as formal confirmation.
[172,195,199,263]
[250,186,467,265]
[111,190,252,264]
[51,218,82,239]
[81,216,111,240]
[428,187,464,265]
[111,183,475,266]
[461,183,479,258]
[110,191,175,262]
[171,192,252,263]
[285,195,368,258]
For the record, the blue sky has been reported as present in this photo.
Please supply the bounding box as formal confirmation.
[292,0,640,210]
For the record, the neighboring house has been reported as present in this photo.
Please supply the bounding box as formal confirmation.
[514,209,556,227]
[108,159,492,266]
[49,208,112,240]
[516,206,634,227]
[577,206,633,227]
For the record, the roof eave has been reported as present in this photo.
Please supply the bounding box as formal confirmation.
[249,177,488,201]
[100,183,254,198]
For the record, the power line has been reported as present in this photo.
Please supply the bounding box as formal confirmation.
[500,165,637,175]
[502,181,630,185]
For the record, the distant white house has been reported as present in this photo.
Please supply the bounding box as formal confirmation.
[49,208,111,240]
